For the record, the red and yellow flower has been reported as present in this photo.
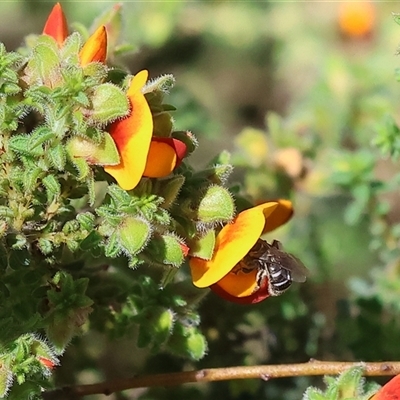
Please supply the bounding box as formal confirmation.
[42,4,187,191]
[189,199,293,304]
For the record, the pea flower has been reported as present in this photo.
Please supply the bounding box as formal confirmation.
[42,4,186,191]
[104,73,187,190]
[189,200,294,304]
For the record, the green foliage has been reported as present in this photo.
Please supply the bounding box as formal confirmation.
[304,367,379,400]
[3,1,400,399]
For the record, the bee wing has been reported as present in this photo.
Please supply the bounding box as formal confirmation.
[273,251,308,283]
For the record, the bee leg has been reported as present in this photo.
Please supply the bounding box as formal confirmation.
[271,239,283,249]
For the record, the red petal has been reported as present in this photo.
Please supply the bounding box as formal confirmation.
[42,3,68,46]
[370,374,400,400]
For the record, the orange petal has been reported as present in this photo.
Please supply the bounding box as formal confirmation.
[104,70,153,190]
[262,199,293,233]
[143,140,177,178]
[43,3,68,46]
[338,2,375,38]
[143,138,187,178]
[216,268,259,297]
[369,374,400,400]
[189,202,278,288]
[211,278,270,304]
[79,26,107,66]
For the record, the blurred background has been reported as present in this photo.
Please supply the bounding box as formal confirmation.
[4,1,400,399]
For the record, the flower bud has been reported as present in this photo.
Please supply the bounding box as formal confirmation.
[167,325,207,361]
[139,306,174,346]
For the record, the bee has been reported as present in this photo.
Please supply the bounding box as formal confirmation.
[234,239,307,296]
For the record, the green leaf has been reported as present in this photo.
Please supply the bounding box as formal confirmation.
[104,231,119,258]
[42,175,61,202]
[117,217,151,256]
[147,233,185,267]
[47,143,66,171]
[89,83,130,125]
[197,185,235,225]
[66,132,120,166]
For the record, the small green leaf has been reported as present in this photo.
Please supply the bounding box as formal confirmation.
[89,83,130,125]
[197,185,235,225]
[117,217,151,256]
[80,231,102,251]
[147,233,185,267]
[47,143,66,171]
[42,175,61,202]
[23,167,43,192]
[188,229,215,260]
[104,231,119,258]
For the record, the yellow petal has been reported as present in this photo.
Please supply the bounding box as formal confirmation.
[262,199,293,233]
[104,70,153,190]
[79,26,107,66]
[190,202,278,288]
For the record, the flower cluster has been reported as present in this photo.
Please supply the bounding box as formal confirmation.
[39,3,304,306]
[43,3,187,191]
[0,3,307,397]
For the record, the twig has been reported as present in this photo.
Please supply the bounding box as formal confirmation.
[43,360,400,399]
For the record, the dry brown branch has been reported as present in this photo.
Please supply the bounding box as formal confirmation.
[42,360,400,399]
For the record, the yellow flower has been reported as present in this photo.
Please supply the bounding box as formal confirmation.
[189,200,293,304]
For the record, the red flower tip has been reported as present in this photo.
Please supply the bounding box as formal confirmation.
[43,3,68,46]
[37,356,57,370]
[180,243,190,257]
